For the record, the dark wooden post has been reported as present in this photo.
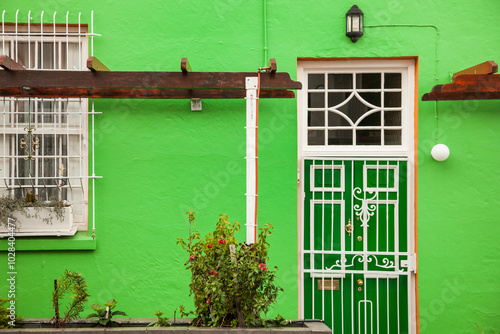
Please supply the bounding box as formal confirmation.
[53,279,60,328]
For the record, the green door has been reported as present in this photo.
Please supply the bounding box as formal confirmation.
[302,158,415,334]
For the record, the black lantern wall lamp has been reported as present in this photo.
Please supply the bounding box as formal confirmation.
[346,5,364,43]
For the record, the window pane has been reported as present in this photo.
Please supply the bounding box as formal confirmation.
[356,73,381,89]
[17,100,36,123]
[61,42,81,70]
[17,42,36,68]
[384,110,401,126]
[328,92,349,108]
[328,74,353,89]
[39,42,56,69]
[328,111,350,126]
[308,74,325,89]
[1,42,10,59]
[385,73,402,88]
[358,112,381,126]
[38,101,56,123]
[385,92,401,107]
[359,92,381,107]
[356,129,381,145]
[338,96,369,123]
[308,130,325,145]
[328,130,353,145]
[308,93,325,108]
[308,111,325,126]
[40,157,56,177]
[43,135,56,156]
[385,130,402,145]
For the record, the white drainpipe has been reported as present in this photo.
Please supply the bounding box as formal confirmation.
[245,77,258,244]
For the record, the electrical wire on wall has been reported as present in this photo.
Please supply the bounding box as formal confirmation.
[253,65,272,242]
[365,24,441,144]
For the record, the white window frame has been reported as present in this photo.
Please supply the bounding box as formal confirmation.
[297,59,415,157]
[0,22,89,233]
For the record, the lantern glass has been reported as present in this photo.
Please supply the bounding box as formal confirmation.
[352,16,360,32]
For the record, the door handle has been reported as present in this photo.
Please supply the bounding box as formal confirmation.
[345,218,353,236]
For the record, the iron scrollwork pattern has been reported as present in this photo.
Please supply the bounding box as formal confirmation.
[20,126,40,160]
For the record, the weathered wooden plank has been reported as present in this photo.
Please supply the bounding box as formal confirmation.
[422,74,500,101]
[0,71,302,90]
[451,61,498,81]
[0,55,25,70]
[0,87,295,99]
[181,58,192,73]
[86,56,109,71]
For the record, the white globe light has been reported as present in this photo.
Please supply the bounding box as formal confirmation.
[431,144,450,161]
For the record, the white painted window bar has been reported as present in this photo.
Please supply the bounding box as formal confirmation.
[0,10,101,236]
[302,157,415,334]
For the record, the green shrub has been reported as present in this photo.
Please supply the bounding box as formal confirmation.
[51,269,89,327]
[177,212,283,327]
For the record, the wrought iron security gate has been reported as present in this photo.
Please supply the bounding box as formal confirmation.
[302,157,415,334]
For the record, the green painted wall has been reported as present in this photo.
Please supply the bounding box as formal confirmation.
[1,1,500,333]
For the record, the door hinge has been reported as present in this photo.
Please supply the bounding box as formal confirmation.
[401,254,417,274]
[297,168,301,184]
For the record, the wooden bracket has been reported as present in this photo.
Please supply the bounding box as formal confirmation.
[0,55,25,70]
[452,61,498,81]
[181,57,192,73]
[87,56,109,71]
[422,74,500,101]
[423,61,500,101]
[267,58,277,74]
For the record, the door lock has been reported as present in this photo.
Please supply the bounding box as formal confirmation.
[345,219,353,236]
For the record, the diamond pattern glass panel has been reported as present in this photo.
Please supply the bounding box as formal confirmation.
[306,70,404,146]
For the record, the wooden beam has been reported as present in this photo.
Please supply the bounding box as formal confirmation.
[181,58,192,73]
[0,87,294,99]
[422,74,500,101]
[0,55,25,70]
[451,61,498,81]
[86,56,109,71]
[0,71,302,91]
[268,58,277,74]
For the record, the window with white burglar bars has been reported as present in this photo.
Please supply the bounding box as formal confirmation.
[0,12,96,234]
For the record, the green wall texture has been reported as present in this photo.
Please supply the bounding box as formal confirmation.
[1,1,500,333]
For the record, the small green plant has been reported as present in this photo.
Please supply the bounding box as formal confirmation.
[0,297,23,329]
[173,305,194,326]
[51,270,89,327]
[147,311,172,327]
[177,212,283,328]
[0,193,68,227]
[87,299,127,327]
[262,314,290,328]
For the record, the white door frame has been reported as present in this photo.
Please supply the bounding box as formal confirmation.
[297,58,417,333]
